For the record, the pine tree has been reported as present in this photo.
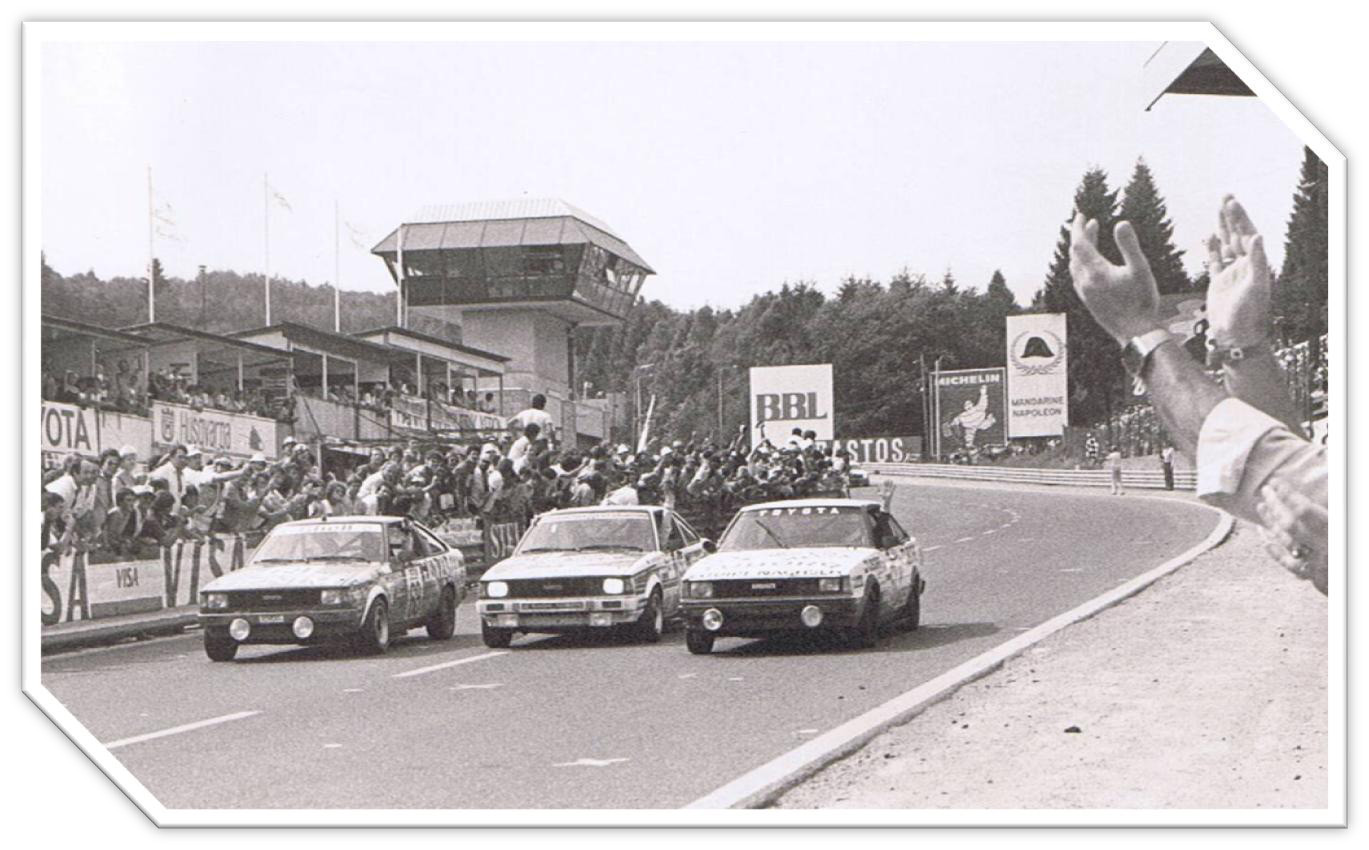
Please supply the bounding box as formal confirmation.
[1119,158,1191,295]
[1034,167,1126,427]
[984,269,1017,315]
[1276,146,1329,344]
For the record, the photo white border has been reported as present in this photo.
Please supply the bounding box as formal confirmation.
[18,18,1347,829]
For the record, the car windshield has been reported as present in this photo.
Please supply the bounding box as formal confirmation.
[516,513,655,554]
[251,523,387,565]
[719,506,873,551]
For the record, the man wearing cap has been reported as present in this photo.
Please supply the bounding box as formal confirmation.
[113,445,143,493]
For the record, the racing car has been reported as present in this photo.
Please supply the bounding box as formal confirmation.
[198,516,466,660]
[477,505,713,647]
[679,498,924,654]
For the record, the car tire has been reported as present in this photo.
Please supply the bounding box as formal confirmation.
[685,628,714,655]
[899,577,921,632]
[632,590,665,644]
[204,631,238,662]
[849,583,881,650]
[357,598,391,654]
[481,621,514,648]
[425,586,458,641]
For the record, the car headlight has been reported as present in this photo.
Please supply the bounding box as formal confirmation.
[202,592,229,610]
[818,577,846,593]
[602,577,628,595]
[687,581,714,599]
[484,581,509,599]
[320,588,351,606]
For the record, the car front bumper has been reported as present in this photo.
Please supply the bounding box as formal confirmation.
[477,596,646,632]
[680,597,861,637]
[200,608,364,645]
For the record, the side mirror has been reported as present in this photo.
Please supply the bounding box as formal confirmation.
[701,539,717,554]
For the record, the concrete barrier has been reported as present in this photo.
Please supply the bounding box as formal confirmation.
[869,462,1196,491]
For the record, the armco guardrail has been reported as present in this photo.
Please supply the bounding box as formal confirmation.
[869,462,1196,491]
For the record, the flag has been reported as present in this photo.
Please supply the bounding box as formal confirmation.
[152,198,185,242]
[343,219,369,250]
[270,187,292,212]
[637,394,656,453]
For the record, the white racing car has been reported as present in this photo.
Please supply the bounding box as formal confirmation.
[476,506,714,647]
[679,499,924,654]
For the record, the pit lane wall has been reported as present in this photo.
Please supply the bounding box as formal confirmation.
[868,462,1196,491]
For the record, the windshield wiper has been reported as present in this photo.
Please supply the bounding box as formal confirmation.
[574,544,643,552]
[520,547,571,553]
[752,519,789,549]
[253,557,295,564]
[304,555,372,563]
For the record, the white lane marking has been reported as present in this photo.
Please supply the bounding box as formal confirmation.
[678,673,698,679]
[105,710,261,750]
[392,651,507,679]
[343,688,364,693]
[922,545,942,552]
[728,677,745,682]
[955,536,975,543]
[687,506,1235,810]
[554,757,628,768]
[981,529,996,536]
[796,729,819,736]
[450,683,503,691]
[323,743,342,749]
[1059,568,1085,573]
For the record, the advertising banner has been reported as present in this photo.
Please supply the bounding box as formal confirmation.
[749,364,835,443]
[40,401,154,459]
[935,367,1007,454]
[818,435,922,464]
[41,534,252,627]
[1005,313,1069,437]
[390,394,505,434]
[152,402,278,460]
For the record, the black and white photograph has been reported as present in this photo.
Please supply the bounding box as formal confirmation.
[18,17,1346,830]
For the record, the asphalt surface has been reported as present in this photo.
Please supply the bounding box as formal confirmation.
[41,479,1219,809]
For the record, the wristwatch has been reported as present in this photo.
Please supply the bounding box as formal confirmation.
[1121,329,1175,396]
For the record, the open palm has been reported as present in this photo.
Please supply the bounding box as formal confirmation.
[1205,195,1272,348]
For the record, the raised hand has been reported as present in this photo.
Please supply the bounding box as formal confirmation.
[1205,195,1273,348]
[1068,212,1163,345]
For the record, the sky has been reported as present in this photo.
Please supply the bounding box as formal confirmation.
[40,40,1306,312]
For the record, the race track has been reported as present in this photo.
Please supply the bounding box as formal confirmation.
[41,479,1221,809]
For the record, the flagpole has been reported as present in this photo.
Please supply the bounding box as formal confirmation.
[395,223,405,328]
[333,200,341,332]
[263,173,271,326]
[146,166,156,323]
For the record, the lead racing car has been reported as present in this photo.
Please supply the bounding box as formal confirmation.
[477,505,713,648]
[198,516,466,660]
[679,499,924,654]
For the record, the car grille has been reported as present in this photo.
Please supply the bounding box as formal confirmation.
[709,578,823,598]
[505,578,605,598]
[225,589,321,610]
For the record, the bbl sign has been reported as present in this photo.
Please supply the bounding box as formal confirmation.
[1005,313,1069,437]
[935,368,1007,454]
[749,364,834,442]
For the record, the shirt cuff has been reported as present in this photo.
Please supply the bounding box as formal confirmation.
[1195,397,1284,500]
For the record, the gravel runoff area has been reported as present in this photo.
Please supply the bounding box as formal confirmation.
[775,520,1329,810]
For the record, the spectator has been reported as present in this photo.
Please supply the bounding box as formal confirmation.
[148,444,191,507]
[1106,445,1124,496]
[1068,195,1328,594]
[1160,444,1176,491]
[508,393,555,443]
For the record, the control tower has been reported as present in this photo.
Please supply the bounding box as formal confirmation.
[371,200,653,413]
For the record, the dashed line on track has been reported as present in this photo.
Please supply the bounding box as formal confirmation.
[553,757,629,768]
[105,710,261,750]
[922,545,942,552]
[392,651,508,679]
[955,536,975,543]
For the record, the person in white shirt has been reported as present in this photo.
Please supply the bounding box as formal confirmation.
[148,444,191,507]
[507,393,556,445]
[1106,446,1124,495]
[507,422,540,473]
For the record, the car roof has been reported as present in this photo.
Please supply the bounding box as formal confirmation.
[537,505,664,517]
[737,498,881,512]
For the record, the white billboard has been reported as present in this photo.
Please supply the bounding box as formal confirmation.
[749,364,835,443]
[1005,313,1068,437]
[152,402,279,460]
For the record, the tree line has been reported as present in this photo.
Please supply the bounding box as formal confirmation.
[42,151,1328,443]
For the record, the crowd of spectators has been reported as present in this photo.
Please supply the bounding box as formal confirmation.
[40,395,858,562]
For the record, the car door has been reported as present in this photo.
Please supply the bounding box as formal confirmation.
[413,527,451,615]
[382,524,412,624]
[879,512,917,614]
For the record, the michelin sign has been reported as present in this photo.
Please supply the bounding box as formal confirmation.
[1005,313,1068,437]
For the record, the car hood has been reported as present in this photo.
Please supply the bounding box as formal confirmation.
[203,561,385,591]
[483,551,650,581]
[682,547,878,580]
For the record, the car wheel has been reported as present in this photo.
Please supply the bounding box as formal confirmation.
[357,598,391,654]
[204,631,238,662]
[849,583,881,649]
[899,577,921,632]
[633,590,665,644]
[481,620,514,649]
[685,627,714,655]
[425,586,458,641]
